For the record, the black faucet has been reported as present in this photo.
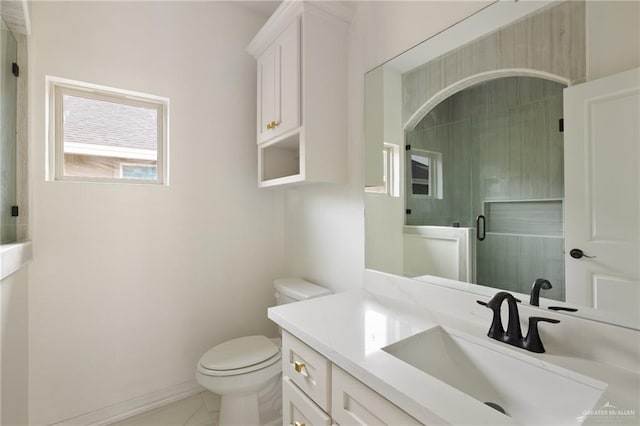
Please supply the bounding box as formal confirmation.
[478,291,560,353]
[530,278,552,306]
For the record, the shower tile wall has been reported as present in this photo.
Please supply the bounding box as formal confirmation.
[402,0,586,125]
[406,77,566,299]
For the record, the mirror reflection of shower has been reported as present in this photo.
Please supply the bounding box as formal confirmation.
[405,76,566,301]
[0,19,18,244]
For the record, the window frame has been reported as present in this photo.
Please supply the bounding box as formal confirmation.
[365,143,400,197]
[46,76,170,185]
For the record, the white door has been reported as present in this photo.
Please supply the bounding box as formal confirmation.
[564,67,640,324]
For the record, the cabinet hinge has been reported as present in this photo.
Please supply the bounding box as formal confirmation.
[11,206,19,217]
[558,118,564,133]
[405,145,411,151]
[406,209,412,215]
[11,62,19,77]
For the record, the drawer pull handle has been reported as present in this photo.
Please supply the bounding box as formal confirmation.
[294,361,306,373]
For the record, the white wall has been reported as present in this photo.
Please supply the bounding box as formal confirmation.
[586,0,640,81]
[284,1,491,291]
[28,2,285,424]
[365,67,404,276]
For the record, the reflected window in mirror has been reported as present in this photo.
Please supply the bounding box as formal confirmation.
[409,149,442,199]
[366,143,400,197]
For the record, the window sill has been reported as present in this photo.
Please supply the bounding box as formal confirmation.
[1,240,32,281]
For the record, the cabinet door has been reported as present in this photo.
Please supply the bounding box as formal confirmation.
[257,43,276,144]
[273,18,300,138]
[283,377,332,426]
[331,366,422,426]
[282,331,331,412]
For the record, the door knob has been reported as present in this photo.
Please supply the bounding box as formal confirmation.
[569,248,596,259]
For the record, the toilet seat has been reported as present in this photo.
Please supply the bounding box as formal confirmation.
[199,335,281,377]
[199,351,281,377]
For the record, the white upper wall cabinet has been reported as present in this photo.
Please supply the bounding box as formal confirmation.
[248,1,352,187]
[257,18,300,144]
[257,43,277,144]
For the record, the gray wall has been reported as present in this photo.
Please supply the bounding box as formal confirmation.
[402,1,585,127]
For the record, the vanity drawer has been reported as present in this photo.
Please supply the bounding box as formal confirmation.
[282,331,331,411]
[283,376,332,426]
[331,365,422,426]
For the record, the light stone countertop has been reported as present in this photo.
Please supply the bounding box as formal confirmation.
[268,288,640,426]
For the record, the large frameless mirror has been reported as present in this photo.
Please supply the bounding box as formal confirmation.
[364,1,640,329]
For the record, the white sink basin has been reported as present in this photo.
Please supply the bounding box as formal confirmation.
[382,326,607,425]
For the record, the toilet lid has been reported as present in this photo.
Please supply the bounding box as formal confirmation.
[200,335,279,371]
[198,352,281,377]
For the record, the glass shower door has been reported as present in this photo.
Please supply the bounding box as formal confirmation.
[0,19,17,244]
[471,77,566,299]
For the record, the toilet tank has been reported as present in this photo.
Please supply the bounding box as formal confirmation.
[274,278,331,305]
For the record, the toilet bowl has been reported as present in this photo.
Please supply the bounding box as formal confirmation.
[196,278,330,426]
[196,335,282,426]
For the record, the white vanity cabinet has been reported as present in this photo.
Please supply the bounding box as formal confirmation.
[247,1,351,187]
[283,377,332,426]
[282,331,421,426]
[331,366,422,426]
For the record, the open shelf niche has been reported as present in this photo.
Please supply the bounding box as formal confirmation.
[258,130,303,187]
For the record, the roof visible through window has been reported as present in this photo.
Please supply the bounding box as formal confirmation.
[63,94,158,153]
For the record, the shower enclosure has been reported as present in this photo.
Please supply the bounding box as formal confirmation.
[405,76,566,300]
[0,19,17,244]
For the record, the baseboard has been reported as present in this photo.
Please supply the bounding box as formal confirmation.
[51,380,204,426]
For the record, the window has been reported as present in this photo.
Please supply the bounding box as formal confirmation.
[366,143,400,196]
[409,149,442,199]
[120,164,157,180]
[410,153,431,195]
[47,77,169,184]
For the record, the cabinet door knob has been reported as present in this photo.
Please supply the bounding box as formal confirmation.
[266,122,273,130]
[294,361,306,373]
[292,422,306,426]
[272,120,280,128]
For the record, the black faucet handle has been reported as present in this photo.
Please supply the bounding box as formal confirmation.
[548,306,579,312]
[529,316,560,324]
[524,316,560,353]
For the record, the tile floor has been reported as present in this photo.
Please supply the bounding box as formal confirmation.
[110,392,220,426]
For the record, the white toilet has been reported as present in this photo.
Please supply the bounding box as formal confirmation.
[196,278,331,426]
